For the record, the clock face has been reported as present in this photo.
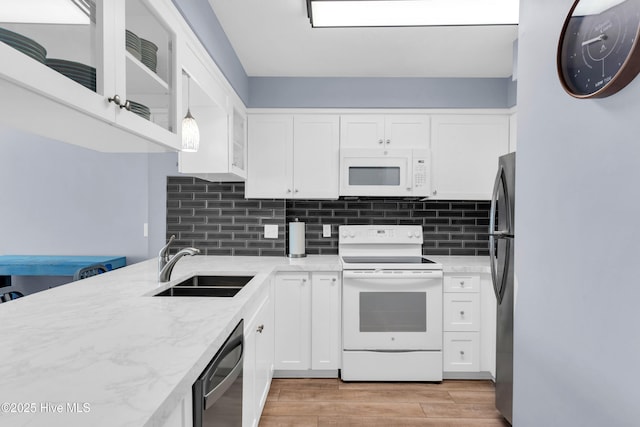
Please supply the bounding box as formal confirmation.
[558,0,640,98]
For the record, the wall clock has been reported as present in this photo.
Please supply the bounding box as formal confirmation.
[557,0,640,98]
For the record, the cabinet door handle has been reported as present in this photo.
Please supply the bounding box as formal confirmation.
[378,139,384,144]
[386,139,391,144]
[108,94,122,106]
[432,190,438,195]
[256,324,264,333]
[294,189,299,193]
[302,278,307,284]
[286,189,292,193]
[120,100,131,111]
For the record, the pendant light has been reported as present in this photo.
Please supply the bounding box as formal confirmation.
[181,73,200,152]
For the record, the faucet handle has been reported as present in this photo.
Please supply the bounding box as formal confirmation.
[159,235,176,259]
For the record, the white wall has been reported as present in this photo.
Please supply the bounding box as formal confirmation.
[515,1,640,425]
[0,126,178,291]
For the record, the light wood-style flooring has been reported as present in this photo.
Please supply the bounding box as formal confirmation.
[259,378,510,427]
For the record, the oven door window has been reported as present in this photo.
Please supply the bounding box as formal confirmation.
[342,274,442,350]
[360,292,426,332]
[348,167,401,186]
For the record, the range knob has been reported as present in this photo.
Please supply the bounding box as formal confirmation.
[342,233,348,238]
[407,232,413,238]
[349,232,355,238]
[414,232,421,238]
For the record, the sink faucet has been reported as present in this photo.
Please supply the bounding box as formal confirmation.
[158,237,200,282]
[158,235,176,272]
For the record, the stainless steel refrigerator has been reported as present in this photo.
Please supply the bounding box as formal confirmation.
[489,152,515,425]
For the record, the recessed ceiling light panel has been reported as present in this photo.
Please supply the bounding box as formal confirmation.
[0,0,90,25]
[308,0,519,28]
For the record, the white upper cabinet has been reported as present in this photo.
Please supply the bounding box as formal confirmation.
[246,114,293,199]
[340,115,430,151]
[177,39,248,182]
[246,114,339,199]
[293,115,340,199]
[0,0,182,152]
[430,114,510,200]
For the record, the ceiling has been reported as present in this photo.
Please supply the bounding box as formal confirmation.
[207,0,519,78]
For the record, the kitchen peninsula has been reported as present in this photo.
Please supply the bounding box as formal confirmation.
[0,255,488,427]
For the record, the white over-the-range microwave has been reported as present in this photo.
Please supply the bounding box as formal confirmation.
[339,148,431,197]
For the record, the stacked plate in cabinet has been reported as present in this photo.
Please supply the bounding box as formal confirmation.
[139,38,158,73]
[128,100,150,121]
[0,27,46,64]
[124,29,158,74]
[125,30,142,61]
[46,58,96,92]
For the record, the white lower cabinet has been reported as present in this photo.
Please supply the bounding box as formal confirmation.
[243,283,274,427]
[443,273,496,379]
[444,332,480,372]
[160,392,193,427]
[274,272,341,375]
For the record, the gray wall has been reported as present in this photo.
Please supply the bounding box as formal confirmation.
[514,0,640,425]
[172,0,250,103]
[249,77,512,108]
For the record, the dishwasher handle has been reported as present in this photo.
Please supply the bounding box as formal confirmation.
[203,347,243,410]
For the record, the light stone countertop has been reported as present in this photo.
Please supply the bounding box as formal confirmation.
[0,254,486,427]
[430,256,491,274]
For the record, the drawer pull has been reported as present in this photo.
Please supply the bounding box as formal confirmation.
[460,281,465,287]
[460,350,465,357]
[460,310,465,317]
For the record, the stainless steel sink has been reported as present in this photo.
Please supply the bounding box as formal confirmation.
[154,275,254,297]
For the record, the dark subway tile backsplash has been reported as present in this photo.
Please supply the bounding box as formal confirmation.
[166,178,491,257]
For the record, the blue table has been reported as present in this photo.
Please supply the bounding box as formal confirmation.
[0,255,127,287]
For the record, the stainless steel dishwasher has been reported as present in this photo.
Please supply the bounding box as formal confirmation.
[193,320,243,427]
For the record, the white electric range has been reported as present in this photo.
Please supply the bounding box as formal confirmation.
[339,225,443,382]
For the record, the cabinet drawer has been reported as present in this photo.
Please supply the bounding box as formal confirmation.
[444,275,480,293]
[444,293,480,331]
[444,332,480,372]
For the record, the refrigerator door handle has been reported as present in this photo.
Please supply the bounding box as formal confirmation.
[498,238,511,303]
[489,166,502,301]
[489,234,500,300]
[489,165,502,237]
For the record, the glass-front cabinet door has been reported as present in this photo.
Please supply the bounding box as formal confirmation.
[0,0,180,152]
[114,0,179,148]
[230,106,247,178]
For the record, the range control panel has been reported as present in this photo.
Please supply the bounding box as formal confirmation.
[339,225,423,244]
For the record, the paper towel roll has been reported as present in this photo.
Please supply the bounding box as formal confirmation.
[288,220,306,258]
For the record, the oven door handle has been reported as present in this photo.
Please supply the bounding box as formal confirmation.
[343,270,443,279]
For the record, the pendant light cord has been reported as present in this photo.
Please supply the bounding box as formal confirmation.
[186,74,191,114]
